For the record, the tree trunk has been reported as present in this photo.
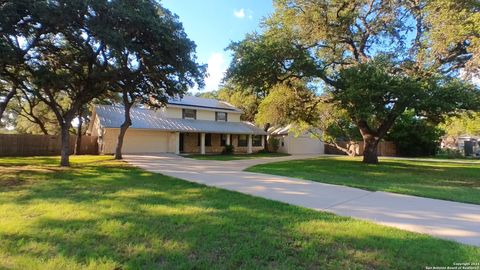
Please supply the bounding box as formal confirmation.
[263,123,271,152]
[74,109,83,155]
[362,135,379,164]
[0,88,17,120]
[59,123,71,167]
[115,102,132,160]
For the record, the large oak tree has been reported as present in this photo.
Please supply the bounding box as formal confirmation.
[227,0,480,163]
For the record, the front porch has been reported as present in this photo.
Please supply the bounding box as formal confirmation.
[177,132,265,155]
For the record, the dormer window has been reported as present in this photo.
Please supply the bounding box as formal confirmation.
[215,112,227,121]
[182,109,196,120]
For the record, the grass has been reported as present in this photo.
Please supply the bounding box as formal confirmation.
[185,152,290,161]
[0,156,478,269]
[247,156,480,205]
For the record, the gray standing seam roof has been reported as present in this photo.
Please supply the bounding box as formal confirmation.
[167,96,242,112]
[95,105,266,135]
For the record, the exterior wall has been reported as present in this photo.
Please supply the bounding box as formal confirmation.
[196,110,215,121]
[275,132,324,155]
[163,107,182,118]
[228,113,241,122]
[101,128,177,154]
[163,106,242,122]
[181,133,264,153]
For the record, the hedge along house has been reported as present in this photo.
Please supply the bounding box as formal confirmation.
[87,96,267,155]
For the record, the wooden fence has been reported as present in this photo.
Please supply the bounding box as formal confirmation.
[0,134,98,157]
[325,141,397,156]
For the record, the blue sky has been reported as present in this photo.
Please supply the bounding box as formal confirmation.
[161,0,274,93]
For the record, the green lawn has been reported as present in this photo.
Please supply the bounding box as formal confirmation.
[247,156,480,205]
[185,152,290,161]
[0,156,478,269]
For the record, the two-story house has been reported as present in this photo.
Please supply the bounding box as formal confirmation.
[87,96,267,155]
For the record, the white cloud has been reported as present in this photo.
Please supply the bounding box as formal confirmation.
[204,52,227,92]
[233,8,245,19]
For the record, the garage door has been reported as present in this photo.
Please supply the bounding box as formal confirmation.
[288,135,324,154]
[120,130,170,154]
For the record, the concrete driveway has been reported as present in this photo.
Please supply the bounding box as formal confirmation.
[124,154,480,247]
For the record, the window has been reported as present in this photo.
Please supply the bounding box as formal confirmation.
[238,135,247,147]
[215,112,227,121]
[197,133,212,146]
[220,134,227,146]
[253,135,262,147]
[182,109,196,120]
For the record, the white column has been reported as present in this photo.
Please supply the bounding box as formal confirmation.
[175,132,180,155]
[200,133,206,155]
[226,134,231,145]
[247,134,253,154]
[261,135,265,147]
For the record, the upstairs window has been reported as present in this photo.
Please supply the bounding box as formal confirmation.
[182,109,196,120]
[215,112,227,121]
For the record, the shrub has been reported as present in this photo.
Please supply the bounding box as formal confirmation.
[268,137,280,152]
[386,110,444,157]
[436,148,463,159]
[222,144,234,155]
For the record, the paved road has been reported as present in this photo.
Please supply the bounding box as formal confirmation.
[124,154,480,247]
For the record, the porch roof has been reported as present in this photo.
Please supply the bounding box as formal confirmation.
[95,105,267,135]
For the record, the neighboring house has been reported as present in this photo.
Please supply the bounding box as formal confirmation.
[268,125,324,155]
[442,135,480,156]
[87,96,267,155]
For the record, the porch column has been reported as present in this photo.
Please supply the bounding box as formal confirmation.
[174,132,180,155]
[226,134,231,145]
[247,134,253,154]
[261,135,265,148]
[200,132,206,155]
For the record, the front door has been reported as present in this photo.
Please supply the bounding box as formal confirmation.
[179,133,184,152]
[465,140,474,156]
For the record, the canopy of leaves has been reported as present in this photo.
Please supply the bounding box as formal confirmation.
[439,111,480,137]
[334,57,480,137]
[386,110,444,157]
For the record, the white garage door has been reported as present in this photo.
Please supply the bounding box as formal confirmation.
[103,129,172,154]
[122,130,170,154]
[287,135,324,154]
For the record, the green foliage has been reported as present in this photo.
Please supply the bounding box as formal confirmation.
[425,0,480,73]
[1,0,204,165]
[226,33,317,98]
[439,111,480,137]
[226,0,480,163]
[268,137,280,152]
[386,111,445,157]
[333,58,480,140]
[436,148,465,159]
[221,144,234,155]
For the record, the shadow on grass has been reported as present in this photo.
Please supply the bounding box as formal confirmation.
[0,157,478,269]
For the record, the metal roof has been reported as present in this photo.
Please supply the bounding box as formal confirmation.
[167,96,242,112]
[268,124,294,136]
[95,105,266,135]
